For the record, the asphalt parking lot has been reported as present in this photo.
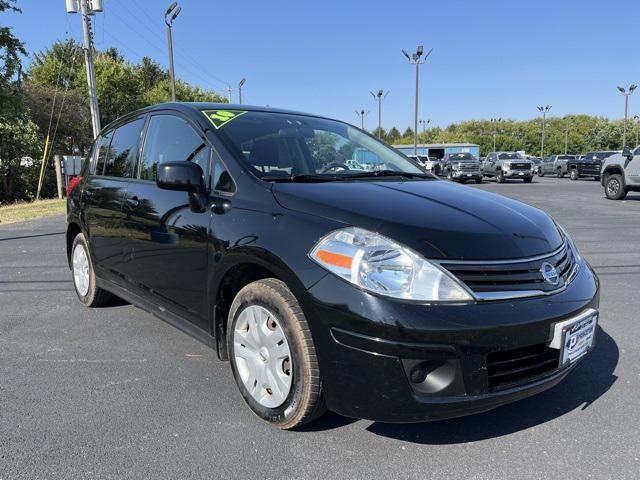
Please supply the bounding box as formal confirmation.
[1,176,639,480]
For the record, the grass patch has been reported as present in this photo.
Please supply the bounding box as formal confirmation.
[0,199,66,226]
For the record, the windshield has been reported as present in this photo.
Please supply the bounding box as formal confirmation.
[558,155,576,160]
[207,110,426,180]
[448,152,475,161]
[498,152,523,160]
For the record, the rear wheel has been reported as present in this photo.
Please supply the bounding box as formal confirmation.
[570,169,579,181]
[71,233,111,307]
[228,278,325,429]
[604,173,627,200]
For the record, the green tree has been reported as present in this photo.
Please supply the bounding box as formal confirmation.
[0,0,27,114]
[0,113,40,201]
[142,78,226,105]
[387,127,401,143]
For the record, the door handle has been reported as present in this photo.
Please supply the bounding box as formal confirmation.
[125,196,140,209]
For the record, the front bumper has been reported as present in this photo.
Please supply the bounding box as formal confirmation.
[451,171,482,180]
[503,169,533,178]
[302,260,599,422]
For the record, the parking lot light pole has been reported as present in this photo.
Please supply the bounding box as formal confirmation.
[564,119,570,154]
[634,115,640,147]
[537,105,552,159]
[618,85,637,149]
[490,118,501,151]
[370,90,388,139]
[419,118,430,140]
[355,109,369,130]
[238,78,246,104]
[164,2,181,102]
[402,46,432,156]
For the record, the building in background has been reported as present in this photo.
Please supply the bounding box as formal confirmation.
[393,143,480,160]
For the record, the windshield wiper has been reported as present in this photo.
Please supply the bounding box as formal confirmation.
[336,170,432,180]
[262,173,342,183]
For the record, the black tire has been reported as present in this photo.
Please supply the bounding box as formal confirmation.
[556,168,564,178]
[496,170,505,183]
[523,176,533,183]
[71,233,112,307]
[474,178,482,184]
[227,278,325,429]
[570,169,579,181]
[447,171,455,182]
[537,167,544,177]
[604,173,627,200]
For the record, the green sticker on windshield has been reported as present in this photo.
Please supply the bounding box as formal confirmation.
[202,109,247,129]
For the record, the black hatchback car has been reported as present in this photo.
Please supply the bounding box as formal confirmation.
[66,103,599,429]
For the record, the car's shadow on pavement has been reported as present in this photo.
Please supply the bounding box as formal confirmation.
[362,326,617,444]
[303,326,618,440]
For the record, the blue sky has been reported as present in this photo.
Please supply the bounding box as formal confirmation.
[7,0,640,130]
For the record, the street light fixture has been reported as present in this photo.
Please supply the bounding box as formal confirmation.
[370,89,389,139]
[165,2,181,102]
[238,78,246,104]
[617,85,637,149]
[537,105,552,158]
[355,109,369,130]
[401,45,433,155]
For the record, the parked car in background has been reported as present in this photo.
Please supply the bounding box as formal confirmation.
[441,152,482,183]
[600,145,640,199]
[568,151,618,181]
[407,154,442,175]
[540,155,578,177]
[482,151,534,183]
[537,156,555,176]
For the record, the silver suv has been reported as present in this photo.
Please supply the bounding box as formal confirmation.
[482,152,534,183]
[601,145,640,199]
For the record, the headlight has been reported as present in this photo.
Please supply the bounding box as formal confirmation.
[309,227,473,302]
[555,222,582,262]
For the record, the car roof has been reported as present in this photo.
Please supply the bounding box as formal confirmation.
[99,102,333,135]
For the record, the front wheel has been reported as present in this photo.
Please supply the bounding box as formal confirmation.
[228,278,325,429]
[570,170,579,181]
[496,170,505,183]
[604,174,627,200]
[556,168,564,178]
[447,171,455,182]
[523,176,533,183]
[537,167,544,177]
[475,178,482,184]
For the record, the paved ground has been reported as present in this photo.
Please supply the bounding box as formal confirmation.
[1,177,639,480]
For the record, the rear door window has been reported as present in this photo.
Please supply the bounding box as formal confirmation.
[94,130,114,175]
[139,115,210,182]
[103,118,145,178]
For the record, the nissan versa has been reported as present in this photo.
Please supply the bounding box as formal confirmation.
[66,103,599,429]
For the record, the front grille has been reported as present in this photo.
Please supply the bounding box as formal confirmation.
[509,162,531,171]
[576,162,601,175]
[486,343,560,391]
[440,242,577,296]
[458,163,480,172]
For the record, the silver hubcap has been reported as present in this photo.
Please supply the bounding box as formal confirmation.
[233,305,292,409]
[72,243,90,296]
[608,179,620,195]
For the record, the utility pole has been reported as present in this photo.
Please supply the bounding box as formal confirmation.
[370,90,388,139]
[617,85,637,149]
[165,2,181,102]
[227,85,233,103]
[537,105,552,159]
[238,78,246,104]
[66,0,103,139]
[634,115,640,147]
[402,46,432,156]
[564,118,570,154]
[490,118,501,151]
[355,109,369,130]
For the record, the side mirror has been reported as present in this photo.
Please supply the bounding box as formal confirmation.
[622,145,633,159]
[157,161,206,193]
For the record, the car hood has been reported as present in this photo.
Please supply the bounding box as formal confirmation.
[272,180,562,260]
